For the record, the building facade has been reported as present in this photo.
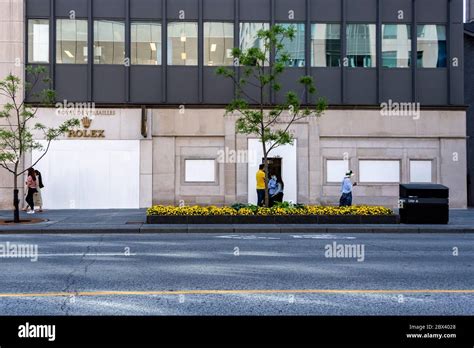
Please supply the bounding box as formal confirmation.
[466,19,474,206]
[0,0,468,209]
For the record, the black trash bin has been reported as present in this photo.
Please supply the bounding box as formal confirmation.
[399,184,449,224]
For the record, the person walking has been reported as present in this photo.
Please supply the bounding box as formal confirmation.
[25,168,38,214]
[270,174,284,206]
[34,170,44,212]
[268,174,278,207]
[339,170,357,207]
[256,164,266,207]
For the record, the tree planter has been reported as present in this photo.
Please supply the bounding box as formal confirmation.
[146,215,399,225]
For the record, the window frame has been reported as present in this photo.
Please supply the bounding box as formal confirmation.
[167,21,199,66]
[310,22,342,68]
[55,18,89,65]
[130,20,162,66]
[27,18,50,64]
[93,19,126,65]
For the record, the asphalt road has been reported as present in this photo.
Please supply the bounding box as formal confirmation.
[0,233,473,315]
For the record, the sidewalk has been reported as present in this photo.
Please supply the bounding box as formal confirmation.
[0,209,473,233]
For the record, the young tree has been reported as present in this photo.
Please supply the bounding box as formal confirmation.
[0,66,79,223]
[217,24,327,207]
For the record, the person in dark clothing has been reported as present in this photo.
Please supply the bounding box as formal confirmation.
[25,168,38,214]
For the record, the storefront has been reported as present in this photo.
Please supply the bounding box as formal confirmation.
[29,108,152,209]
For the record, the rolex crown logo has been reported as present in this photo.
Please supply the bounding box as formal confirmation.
[81,116,92,129]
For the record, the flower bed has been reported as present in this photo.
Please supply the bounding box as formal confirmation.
[146,204,399,224]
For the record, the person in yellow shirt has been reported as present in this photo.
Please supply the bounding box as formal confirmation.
[256,164,266,206]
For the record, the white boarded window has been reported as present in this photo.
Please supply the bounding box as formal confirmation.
[185,159,215,182]
[326,160,349,183]
[359,160,400,183]
[410,160,432,183]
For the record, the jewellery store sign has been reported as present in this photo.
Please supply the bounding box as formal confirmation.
[56,108,116,139]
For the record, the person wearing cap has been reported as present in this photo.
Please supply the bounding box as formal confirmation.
[339,170,357,207]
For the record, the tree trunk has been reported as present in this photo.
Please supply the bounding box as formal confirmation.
[263,155,269,207]
[13,176,20,223]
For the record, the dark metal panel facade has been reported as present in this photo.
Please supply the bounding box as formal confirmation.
[275,0,306,22]
[55,65,88,102]
[416,69,448,105]
[55,0,88,18]
[167,0,199,20]
[239,0,271,21]
[310,0,341,21]
[26,0,50,17]
[416,0,448,22]
[345,0,377,22]
[93,66,126,102]
[166,67,199,103]
[93,0,126,18]
[130,0,163,19]
[345,69,377,104]
[203,0,234,20]
[381,0,412,22]
[311,68,342,105]
[380,69,412,102]
[130,67,163,103]
[24,0,463,107]
[202,68,235,104]
[465,31,474,206]
[274,69,307,104]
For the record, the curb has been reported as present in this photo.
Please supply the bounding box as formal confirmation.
[0,224,473,234]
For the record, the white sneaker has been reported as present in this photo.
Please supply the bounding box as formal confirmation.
[27,210,35,214]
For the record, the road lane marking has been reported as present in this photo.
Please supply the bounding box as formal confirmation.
[292,234,356,240]
[0,289,473,298]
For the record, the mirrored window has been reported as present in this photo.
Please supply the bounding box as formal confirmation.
[28,19,49,63]
[346,24,376,67]
[382,24,411,68]
[167,22,198,66]
[417,25,447,68]
[131,22,161,65]
[204,22,234,66]
[239,22,270,65]
[56,19,88,64]
[276,23,305,67]
[311,23,341,67]
[93,20,125,64]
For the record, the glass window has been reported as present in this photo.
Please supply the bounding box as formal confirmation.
[346,24,376,67]
[382,24,411,68]
[276,23,305,67]
[359,160,400,183]
[239,22,270,65]
[311,23,341,67]
[410,160,432,183]
[56,19,88,64]
[28,19,49,63]
[326,160,349,183]
[185,160,216,182]
[204,22,234,66]
[167,22,198,66]
[93,20,125,64]
[417,25,447,68]
[131,22,161,65]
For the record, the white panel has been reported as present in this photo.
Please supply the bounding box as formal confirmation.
[327,160,349,183]
[32,140,140,209]
[410,160,432,183]
[247,139,297,204]
[359,160,400,183]
[185,160,215,182]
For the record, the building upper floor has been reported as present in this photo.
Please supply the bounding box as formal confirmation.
[24,0,465,106]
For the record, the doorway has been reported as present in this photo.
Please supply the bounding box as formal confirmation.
[263,157,282,179]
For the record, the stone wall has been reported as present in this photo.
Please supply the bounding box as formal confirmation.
[151,108,467,208]
[0,0,24,209]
